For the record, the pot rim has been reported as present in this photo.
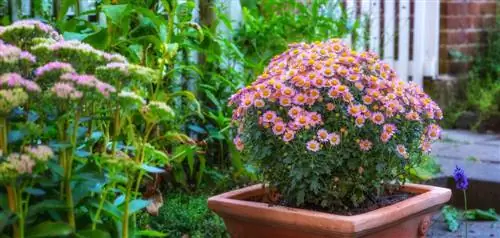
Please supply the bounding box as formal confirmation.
[208,183,451,234]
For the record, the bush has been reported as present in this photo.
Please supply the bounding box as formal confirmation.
[140,192,228,238]
[229,40,443,210]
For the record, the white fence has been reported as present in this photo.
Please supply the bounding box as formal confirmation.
[344,0,440,85]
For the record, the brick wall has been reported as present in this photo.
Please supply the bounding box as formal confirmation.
[439,0,498,76]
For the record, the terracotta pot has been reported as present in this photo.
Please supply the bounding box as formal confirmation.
[208,183,451,238]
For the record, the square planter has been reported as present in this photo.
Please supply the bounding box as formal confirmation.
[208,183,451,238]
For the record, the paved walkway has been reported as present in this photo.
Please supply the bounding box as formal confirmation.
[429,130,500,237]
[431,130,500,182]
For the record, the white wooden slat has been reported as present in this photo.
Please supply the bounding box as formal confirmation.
[344,0,357,47]
[397,0,410,82]
[358,0,370,51]
[412,0,426,86]
[21,0,30,16]
[368,0,380,54]
[423,0,440,79]
[383,0,395,67]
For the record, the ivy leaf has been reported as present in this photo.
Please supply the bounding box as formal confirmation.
[464,209,498,221]
[442,205,460,232]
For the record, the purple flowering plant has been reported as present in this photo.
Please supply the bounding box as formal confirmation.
[0,20,193,238]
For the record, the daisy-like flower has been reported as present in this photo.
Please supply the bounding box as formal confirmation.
[254,99,265,108]
[279,97,292,107]
[240,95,255,108]
[328,87,340,98]
[262,110,277,123]
[359,139,373,151]
[322,67,335,77]
[405,111,421,121]
[362,95,373,105]
[326,103,335,111]
[295,114,309,127]
[380,132,391,143]
[283,130,296,142]
[426,124,441,140]
[306,140,321,152]
[371,112,385,125]
[308,89,320,99]
[383,124,397,135]
[234,136,244,151]
[293,93,307,105]
[272,122,286,135]
[281,86,295,97]
[355,117,365,127]
[396,144,409,159]
[420,140,432,153]
[347,104,362,117]
[317,129,329,142]
[328,133,341,145]
[288,106,302,118]
[308,112,322,126]
[259,88,272,98]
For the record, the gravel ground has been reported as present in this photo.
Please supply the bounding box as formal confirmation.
[429,213,500,238]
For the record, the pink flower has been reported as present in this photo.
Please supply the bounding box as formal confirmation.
[279,97,292,107]
[288,106,302,118]
[295,114,309,127]
[355,117,365,127]
[380,132,391,143]
[308,112,322,126]
[317,129,329,142]
[35,62,75,77]
[347,104,362,117]
[306,140,321,152]
[293,93,307,105]
[396,144,409,159]
[359,139,373,151]
[254,99,265,108]
[0,73,41,92]
[262,110,277,123]
[281,86,296,97]
[283,130,296,142]
[240,95,255,108]
[371,112,385,125]
[272,122,286,135]
[50,82,83,100]
[426,124,441,140]
[234,136,244,151]
[383,124,397,135]
[96,82,116,98]
[328,133,341,145]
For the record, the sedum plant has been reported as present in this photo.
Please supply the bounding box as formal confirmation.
[229,39,443,210]
[0,20,192,237]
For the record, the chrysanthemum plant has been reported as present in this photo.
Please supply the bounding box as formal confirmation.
[0,20,187,237]
[230,39,443,211]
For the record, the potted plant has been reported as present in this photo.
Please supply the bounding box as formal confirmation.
[208,39,451,237]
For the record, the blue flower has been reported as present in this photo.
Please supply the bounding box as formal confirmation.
[453,166,468,190]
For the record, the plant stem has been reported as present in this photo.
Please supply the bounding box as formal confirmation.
[6,185,19,238]
[65,109,81,229]
[463,190,468,238]
[16,186,24,238]
[122,178,133,238]
[92,179,114,230]
[0,116,8,154]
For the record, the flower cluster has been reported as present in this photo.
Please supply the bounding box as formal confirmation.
[32,40,127,64]
[58,72,116,98]
[0,20,63,42]
[230,39,443,208]
[0,41,36,64]
[35,61,75,77]
[0,145,54,181]
[0,73,41,92]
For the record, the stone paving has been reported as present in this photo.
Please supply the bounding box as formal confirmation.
[431,130,500,182]
[429,130,500,237]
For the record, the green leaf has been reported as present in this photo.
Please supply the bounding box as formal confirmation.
[28,200,66,217]
[114,195,125,206]
[102,4,131,25]
[90,200,122,220]
[76,229,111,238]
[195,155,206,187]
[141,164,165,173]
[134,230,167,237]
[128,199,151,214]
[26,221,73,237]
[442,205,460,232]
[24,187,46,196]
[464,209,498,221]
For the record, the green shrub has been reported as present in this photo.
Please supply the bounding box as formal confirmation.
[140,192,228,238]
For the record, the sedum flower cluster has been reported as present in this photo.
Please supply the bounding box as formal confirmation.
[230,39,443,209]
